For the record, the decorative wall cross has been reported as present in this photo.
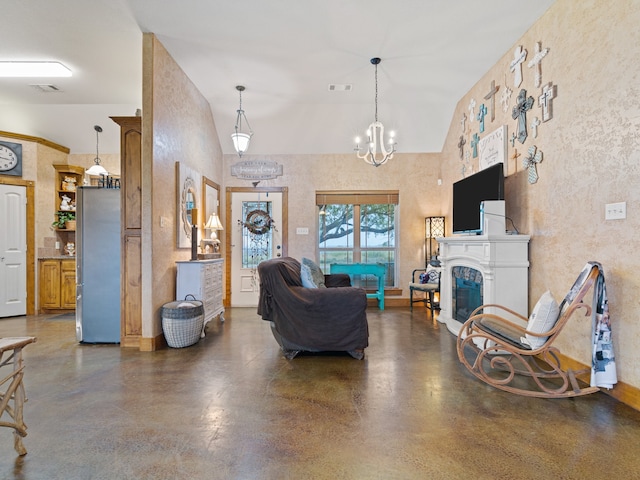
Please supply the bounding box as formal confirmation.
[477,104,488,133]
[461,113,467,132]
[468,98,476,122]
[483,80,500,122]
[530,117,541,138]
[510,132,517,147]
[527,41,550,88]
[500,74,513,113]
[509,45,528,87]
[458,135,466,159]
[512,89,534,144]
[523,145,543,184]
[539,82,557,122]
[511,148,521,173]
[471,133,480,158]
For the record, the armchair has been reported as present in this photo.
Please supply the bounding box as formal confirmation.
[409,267,441,315]
[257,257,369,359]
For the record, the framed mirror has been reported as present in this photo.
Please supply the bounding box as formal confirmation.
[203,176,220,221]
[201,176,221,255]
[176,162,201,248]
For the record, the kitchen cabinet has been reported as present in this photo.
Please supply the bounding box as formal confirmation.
[39,258,76,312]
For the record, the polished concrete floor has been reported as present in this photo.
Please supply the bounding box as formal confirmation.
[0,307,640,479]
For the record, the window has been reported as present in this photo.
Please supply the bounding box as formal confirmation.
[316,191,398,288]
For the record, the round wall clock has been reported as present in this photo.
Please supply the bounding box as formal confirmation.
[0,141,23,177]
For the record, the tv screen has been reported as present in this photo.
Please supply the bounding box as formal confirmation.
[452,163,505,234]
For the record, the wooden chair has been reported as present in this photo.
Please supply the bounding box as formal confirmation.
[0,337,37,455]
[409,267,441,315]
[457,264,601,398]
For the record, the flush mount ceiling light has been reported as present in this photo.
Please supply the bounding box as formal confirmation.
[0,61,72,77]
[355,57,397,167]
[231,85,253,157]
[85,125,108,177]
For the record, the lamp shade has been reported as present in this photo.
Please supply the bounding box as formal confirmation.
[231,133,251,155]
[85,164,108,176]
[205,213,224,231]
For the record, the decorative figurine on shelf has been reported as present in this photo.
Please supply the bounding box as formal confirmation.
[64,242,75,256]
[61,176,77,192]
[60,195,72,211]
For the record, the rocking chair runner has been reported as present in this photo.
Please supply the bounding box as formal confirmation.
[457,262,610,398]
[0,337,37,455]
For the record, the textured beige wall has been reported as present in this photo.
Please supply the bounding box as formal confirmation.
[143,34,223,338]
[440,0,640,388]
[223,152,444,289]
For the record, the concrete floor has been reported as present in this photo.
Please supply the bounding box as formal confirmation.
[0,307,639,479]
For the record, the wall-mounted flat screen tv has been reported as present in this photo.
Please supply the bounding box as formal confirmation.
[452,162,505,234]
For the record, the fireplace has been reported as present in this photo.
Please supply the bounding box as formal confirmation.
[436,233,530,337]
[452,267,483,323]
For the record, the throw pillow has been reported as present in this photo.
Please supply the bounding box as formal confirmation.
[302,257,326,288]
[521,290,560,349]
[300,263,318,288]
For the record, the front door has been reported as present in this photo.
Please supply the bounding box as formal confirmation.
[228,188,287,307]
[0,184,27,317]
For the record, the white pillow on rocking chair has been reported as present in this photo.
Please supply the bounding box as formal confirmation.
[521,290,560,349]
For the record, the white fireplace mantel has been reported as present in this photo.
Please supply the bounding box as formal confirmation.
[436,233,530,337]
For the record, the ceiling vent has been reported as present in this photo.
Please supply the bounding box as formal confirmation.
[328,84,352,92]
[29,84,63,93]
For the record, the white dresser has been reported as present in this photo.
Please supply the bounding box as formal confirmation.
[176,259,225,334]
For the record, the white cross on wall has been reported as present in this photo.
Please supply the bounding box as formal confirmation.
[509,45,527,88]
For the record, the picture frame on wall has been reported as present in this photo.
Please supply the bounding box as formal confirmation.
[478,125,507,174]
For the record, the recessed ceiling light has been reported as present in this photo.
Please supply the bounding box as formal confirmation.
[0,61,72,77]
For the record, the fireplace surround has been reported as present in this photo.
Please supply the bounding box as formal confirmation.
[436,233,530,337]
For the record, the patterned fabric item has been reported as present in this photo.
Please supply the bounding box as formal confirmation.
[590,261,617,389]
[302,257,326,288]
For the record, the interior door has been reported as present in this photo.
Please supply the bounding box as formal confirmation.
[0,184,27,317]
[230,189,285,307]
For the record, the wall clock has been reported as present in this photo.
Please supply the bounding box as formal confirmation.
[0,141,23,177]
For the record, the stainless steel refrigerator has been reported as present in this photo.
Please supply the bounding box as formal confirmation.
[75,186,121,343]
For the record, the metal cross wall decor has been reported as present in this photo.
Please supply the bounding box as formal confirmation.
[512,89,535,144]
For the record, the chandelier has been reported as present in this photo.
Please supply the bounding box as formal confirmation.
[85,125,108,176]
[355,57,396,167]
[231,85,253,157]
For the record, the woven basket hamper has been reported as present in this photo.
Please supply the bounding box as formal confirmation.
[161,298,204,348]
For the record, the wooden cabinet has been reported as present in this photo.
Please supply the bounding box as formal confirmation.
[39,259,76,312]
[176,259,225,332]
[111,116,142,348]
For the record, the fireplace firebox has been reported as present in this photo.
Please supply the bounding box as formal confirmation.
[452,267,483,323]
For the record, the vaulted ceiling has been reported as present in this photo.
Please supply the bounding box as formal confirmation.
[0,0,555,155]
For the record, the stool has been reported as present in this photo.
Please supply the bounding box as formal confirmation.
[409,268,441,315]
[0,337,37,455]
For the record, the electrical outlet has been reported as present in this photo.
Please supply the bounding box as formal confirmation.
[55,241,60,250]
[605,202,626,220]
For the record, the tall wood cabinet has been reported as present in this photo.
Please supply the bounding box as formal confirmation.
[111,116,142,348]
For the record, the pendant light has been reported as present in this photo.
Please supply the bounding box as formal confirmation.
[85,125,108,176]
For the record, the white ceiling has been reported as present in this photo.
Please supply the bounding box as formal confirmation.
[0,0,555,156]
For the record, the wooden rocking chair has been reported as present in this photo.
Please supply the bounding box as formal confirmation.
[457,264,602,398]
[0,337,37,455]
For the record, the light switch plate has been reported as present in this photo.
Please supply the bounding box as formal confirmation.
[605,202,626,220]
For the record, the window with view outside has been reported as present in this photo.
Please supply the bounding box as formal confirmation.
[317,196,397,289]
